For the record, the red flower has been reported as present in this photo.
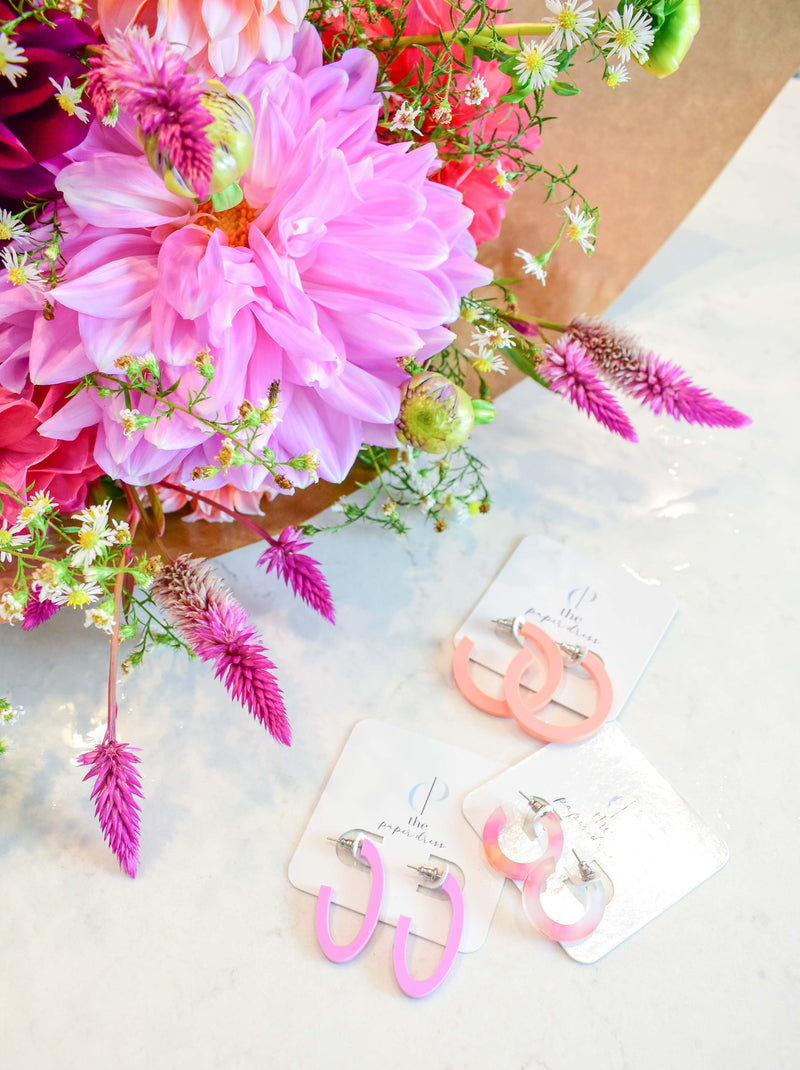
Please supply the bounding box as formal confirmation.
[0,382,102,521]
[0,3,96,212]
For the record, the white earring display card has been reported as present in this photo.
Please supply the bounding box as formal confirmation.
[288,719,506,952]
[455,534,678,722]
[462,724,728,963]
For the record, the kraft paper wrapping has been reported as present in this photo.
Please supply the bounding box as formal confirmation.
[162,1,800,557]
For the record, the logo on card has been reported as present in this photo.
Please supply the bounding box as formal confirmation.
[567,585,598,611]
[408,776,449,816]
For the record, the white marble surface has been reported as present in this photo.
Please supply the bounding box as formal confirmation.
[2,79,799,1070]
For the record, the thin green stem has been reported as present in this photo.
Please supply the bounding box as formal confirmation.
[505,311,565,333]
[389,22,550,49]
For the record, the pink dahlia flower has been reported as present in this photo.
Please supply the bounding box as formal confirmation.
[1,26,489,500]
[0,383,102,523]
[96,0,310,77]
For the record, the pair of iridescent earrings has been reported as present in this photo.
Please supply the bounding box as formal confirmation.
[483,792,610,943]
[315,830,464,999]
[453,615,614,743]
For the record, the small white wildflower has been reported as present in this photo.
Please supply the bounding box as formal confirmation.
[493,163,515,192]
[69,525,114,569]
[2,247,44,291]
[72,499,112,529]
[605,63,630,88]
[601,3,655,63]
[471,352,509,375]
[0,519,30,563]
[31,562,64,601]
[327,1,343,16]
[49,77,90,123]
[515,248,548,285]
[52,580,104,609]
[111,519,132,545]
[0,699,24,726]
[0,209,28,244]
[0,33,28,87]
[515,40,559,91]
[84,605,115,635]
[463,76,489,107]
[563,205,595,254]
[119,407,141,439]
[473,325,513,351]
[545,0,596,50]
[432,101,452,125]
[389,100,422,135]
[0,592,24,625]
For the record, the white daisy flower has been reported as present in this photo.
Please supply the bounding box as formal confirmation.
[463,76,489,107]
[0,592,24,625]
[545,0,596,50]
[493,163,515,192]
[389,100,422,135]
[0,209,28,244]
[472,325,513,351]
[69,526,114,569]
[0,33,28,87]
[84,605,116,635]
[49,77,90,124]
[52,580,104,610]
[605,63,630,88]
[72,500,112,529]
[515,248,548,285]
[2,247,44,291]
[601,4,655,63]
[0,519,30,563]
[515,40,559,91]
[563,205,596,254]
[471,352,509,375]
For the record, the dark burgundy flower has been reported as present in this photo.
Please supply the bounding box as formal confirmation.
[0,3,97,212]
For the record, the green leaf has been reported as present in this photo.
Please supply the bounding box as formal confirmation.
[551,81,580,96]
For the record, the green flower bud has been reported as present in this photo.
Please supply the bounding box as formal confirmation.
[641,0,701,78]
[396,372,475,454]
[471,399,496,425]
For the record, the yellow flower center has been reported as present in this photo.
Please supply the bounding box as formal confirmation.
[522,50,546,74]
[607,72,620,88]
[0,530,11,547]
[78,530,101,550]
[567,223,583,242]
[558,11,578,30]
[7,266,26,286]
[196,198,259,248]
[615,27,636,48]
[66,588,92,608]
[0,221,13,239]
[55,92,77,116]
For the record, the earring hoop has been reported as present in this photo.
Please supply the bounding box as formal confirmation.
[503,647,613,743]
[482,794,564,881]
[521,854,608,944]
[453,621,563,718]
[393,862,464,998]
[316,832,385,963]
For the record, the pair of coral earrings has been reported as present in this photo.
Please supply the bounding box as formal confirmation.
[315,830,464,999]
[483,793,609,943]
[453,616,614,743]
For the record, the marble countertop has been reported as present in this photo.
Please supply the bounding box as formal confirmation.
[2,79,798,1070]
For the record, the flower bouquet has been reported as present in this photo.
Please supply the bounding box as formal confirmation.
[0,0,749,876]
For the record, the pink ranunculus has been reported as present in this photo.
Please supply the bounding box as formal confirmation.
[95,0,310,76]
[0,26,490,507]
[0,383,102,521]
[0,2,97,212]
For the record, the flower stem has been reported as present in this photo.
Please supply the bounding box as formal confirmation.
[106,567,125,743]
[123,484,171,561]
[389,22,550,49]
[505,311,565,332]
[157,480,279,547]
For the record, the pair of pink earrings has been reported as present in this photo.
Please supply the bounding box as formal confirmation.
[482,793,609,943]
[453,616,613,743]
[315,830,465,999]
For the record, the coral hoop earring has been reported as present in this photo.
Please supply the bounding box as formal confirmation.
[453,623,563,718]
[503,649,613,743]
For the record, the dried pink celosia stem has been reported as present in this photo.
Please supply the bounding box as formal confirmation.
[258,527,335,625]
[77,738,143,878]
[152,555,291,745]
[568,316,751,429]
[541,336,638,442]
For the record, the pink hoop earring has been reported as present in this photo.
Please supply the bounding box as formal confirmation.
[482,793,564,881]
[453,620,563,718]
[521,853,608,944]
[393,861,465,999]
[316,831,385,963]
[503,647,613,743]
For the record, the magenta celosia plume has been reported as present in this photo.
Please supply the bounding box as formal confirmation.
[258,526,335,623]
[152,555,291,745]
[542,336,638,442]
[77,738,144,878]
[22,591,60,630]
[568,316,751,428]
[0,26,490,509]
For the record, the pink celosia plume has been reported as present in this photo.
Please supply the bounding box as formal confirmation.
[568,316,751,429]
[77,738,144,878]
[86,28,214,197]
[258,526,335,623]
[542,335,638,442]
[96,0,310,76]
[22,591,60,630]
[152,555,291,745]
